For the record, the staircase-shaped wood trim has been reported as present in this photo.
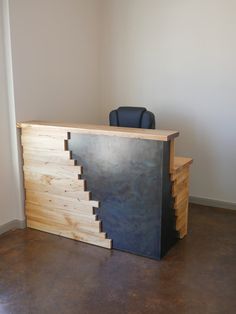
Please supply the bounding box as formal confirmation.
[171,156,193,239]
[21,126,112,249]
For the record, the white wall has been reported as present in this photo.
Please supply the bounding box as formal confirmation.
[5,0,236,210]
[100,0,236,203]
[9,0,103,123]
[0,0,23,227]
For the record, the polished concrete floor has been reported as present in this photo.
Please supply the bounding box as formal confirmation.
[0,203,235,314]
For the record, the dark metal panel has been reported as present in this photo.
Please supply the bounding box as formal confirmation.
[160,142,178,258]
[68,134,176,259]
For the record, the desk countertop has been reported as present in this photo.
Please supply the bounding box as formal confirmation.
[17,121,179,141]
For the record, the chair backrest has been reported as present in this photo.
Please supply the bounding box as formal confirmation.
[109,106,155,129]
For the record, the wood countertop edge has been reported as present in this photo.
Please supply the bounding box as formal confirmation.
[172,157,193,173]
[17,121,179,141]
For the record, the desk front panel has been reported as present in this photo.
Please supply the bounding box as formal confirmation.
[69,134,177,259]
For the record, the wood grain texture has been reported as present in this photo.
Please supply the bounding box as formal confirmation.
[23,149,72,162]
[172,178,188,197]
[26,190,98,212]
[172,156,193,239]
[171,157,193,174]
[24,180,90,200]
[17,121,179,141]
[22,127,69,138]
[25,202,98,223]
[20,127,112,249]
[23,153,75,165]
[23,172,86,190]
[27,220,112,249]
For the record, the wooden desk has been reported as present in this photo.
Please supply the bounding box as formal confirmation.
[17,121,192,259]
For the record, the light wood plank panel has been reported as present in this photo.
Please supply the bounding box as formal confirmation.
[172,178,189,197]
[23,163,82,178]
[24,160,77,170]
[21,134,67,151]
[174,185,189,201]
[27,220,112,249]
[174,190,189,208]
[22,127,69,139]
[26,190,99,212]
[176,211,187,226]
[23,173,85,191]
[22,146,69,152]
[173,157,193,173]
[175,214,186,231]
[26,212,102,235]
[175,199,188,216]
[23,154,75,166]
[27,218,107,241]
[171,167,189,182]
[25,202,98,223]
[26,198,94,216]
[174,174,190,186]
[23,149,71,161]
[23,160,81,172]
[178,225,187,239]
[27,217,104,237]
[25,180,90,200]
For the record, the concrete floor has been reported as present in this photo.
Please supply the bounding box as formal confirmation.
[0,203,235,314]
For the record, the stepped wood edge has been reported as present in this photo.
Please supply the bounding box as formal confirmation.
[17,121,192,259]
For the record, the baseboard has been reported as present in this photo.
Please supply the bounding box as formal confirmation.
[0,219,26,236]
[190,196,236,210]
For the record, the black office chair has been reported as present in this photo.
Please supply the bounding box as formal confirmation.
[109,106,155,129]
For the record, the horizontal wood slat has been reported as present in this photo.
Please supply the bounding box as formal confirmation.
[174,189,189,208]
[27,220,112,249]
[25,180,90,200]
[21,135,68,151]
[171,157,193,174]
[25,202,98,223]
[23,149,71,159]
[175,214,187,231]
[26,190,99,213]
[171,167,189,182]
[26,213,102,235]
[23,154,75,166]
[23,173,86,191]
[179,225,188,239]
[175,199,188,216]
[23,163,82,179]
[22,127,69,138]
[172,178,188,197]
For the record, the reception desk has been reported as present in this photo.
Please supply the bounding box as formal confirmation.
[17,121,192,259]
